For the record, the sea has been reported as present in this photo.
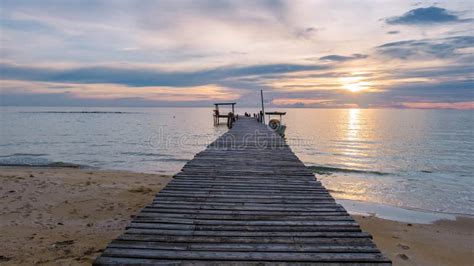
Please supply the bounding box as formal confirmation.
[1,107,472,219]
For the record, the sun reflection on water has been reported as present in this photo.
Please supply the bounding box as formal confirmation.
[341,109,368,159]
[284,109,473,215]
[320,108,387,204]
[347,108,360,140]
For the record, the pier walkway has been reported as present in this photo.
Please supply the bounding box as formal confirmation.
[95,117,390,265]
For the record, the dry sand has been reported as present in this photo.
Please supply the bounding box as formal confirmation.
[1,166,473,265]
[0,166,171,265]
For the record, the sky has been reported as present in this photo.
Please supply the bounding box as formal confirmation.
[0,0,473,108]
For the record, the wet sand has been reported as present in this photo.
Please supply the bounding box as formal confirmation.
[355,215,474,266]
[0,166,472,265]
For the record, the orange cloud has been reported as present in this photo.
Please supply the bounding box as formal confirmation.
[272,98,359,108]
[272,98,333,105]
[0,80,239,102]
[401,102,474,110]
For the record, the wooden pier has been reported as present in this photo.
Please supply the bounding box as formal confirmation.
[95,117,390,265]
[213,102,236,125]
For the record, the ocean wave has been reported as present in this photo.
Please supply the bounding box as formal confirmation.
[89,144,112,147]
[0,154,84,168]
[308,165,390,176]
[121,152,170,157]
[0,161,83,168]
[141,158,189,163]
[160,158,189,162]
[0,153,49,158]
[326,188,348,194]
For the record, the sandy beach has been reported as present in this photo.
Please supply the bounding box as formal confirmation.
[354,215,474,266]
[0,166,171,265]
[1,166,473,265]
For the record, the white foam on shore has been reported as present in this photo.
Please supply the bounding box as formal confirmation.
[338,199,461,224]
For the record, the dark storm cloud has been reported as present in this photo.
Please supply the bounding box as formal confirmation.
[319,54,368,62]
[377,36,474,59]
[385,6,471,25]
[0,63,330,87]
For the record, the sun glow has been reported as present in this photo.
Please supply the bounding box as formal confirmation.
[340,76,372,93]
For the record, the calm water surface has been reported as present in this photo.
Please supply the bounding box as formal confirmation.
[1,107,472,215]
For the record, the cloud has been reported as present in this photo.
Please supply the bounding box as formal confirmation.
[0,79,242,106]
[0,0,319,65]
[371,79,474,105]
[0,63,329,87]
[294,27,319,39]
[1,1,473,108]
[377,36,474,60]
[319,54,368,62]
[398,101,473,110]
[385,6,470,25]
[271,98,360,108]
[0,91,232,107]
[392,64,474,80]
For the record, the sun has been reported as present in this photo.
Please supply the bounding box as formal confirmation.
[340,77,371,93]
[344,83,364,92]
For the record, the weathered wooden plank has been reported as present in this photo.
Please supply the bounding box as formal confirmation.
[150,200,341,207]
[173,176,317,182]
[131,218,360,226]
[163,184,324,190]
[170,177,319,182]
[108,241,379,253]
[155,193,334,200]
[126,223,361,232]
[160,189,331,195]
[95,257,391,266]
[153,197,336,204]
[94,257,183,265]
[135,213,354,221]
[169,179,320,185]
[142,207,348,216]
[149,200,341,207]
[124,229,368,238]
[101,248,390,262]
[117,234,375,244]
